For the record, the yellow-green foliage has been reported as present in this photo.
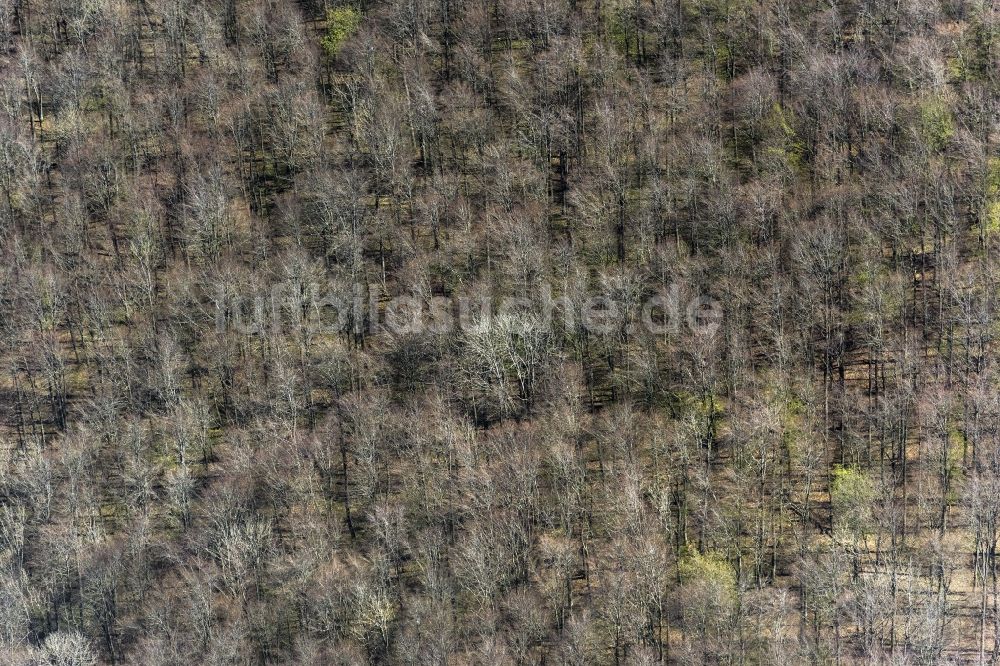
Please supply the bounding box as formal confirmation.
[671,390,724,422]
[695,391,723,420]
[322,7,361,58]
[606,4,629,54]
[986,201,1000,236]
[714,43,732,77]
[988,158,1000,196]
[852,264,877,289]
[681,0,753,76]
[960,15,1000,82]
[38,277,57,331]
[784,394,805,418]
[765,103,805,171]
[918,98,955,151]
[984,158,1000,235]
[948,426,965,463]
[831,465,875,538]
[848,263,903,326]
[946,56,965,83]
[678,548,736,598]
[682,0,754,21]
[832,466,874,505]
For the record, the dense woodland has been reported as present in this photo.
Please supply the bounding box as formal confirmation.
[1,0,999,663]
